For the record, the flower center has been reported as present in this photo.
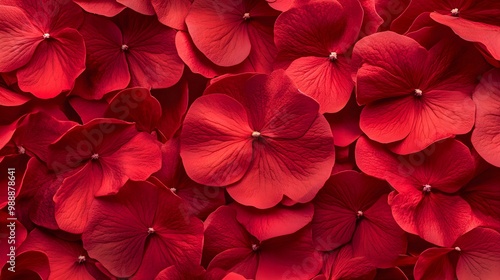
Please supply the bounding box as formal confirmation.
[451,8,459,16]
[91,153,99,160]
[455,246,461,251]
[329,52,338,61]
[42,33,50,39]
[252,131,261,138]
[77,255,86,263]
[170,187,177,193]
[17,146,26,155]
[121,44,129,51]
[148,227,155,234]
[356,210,364,218]
[243,12,251,20]
[414,89,423,97]
[251,244,259,251]
[423,184,432,192]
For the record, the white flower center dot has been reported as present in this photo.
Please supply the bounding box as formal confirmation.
[148,227,155,234]
[329,52,338,61]
[17,146,26,154]
[455,246,461,251]
[91,153,99,160]
[451,8,459,16]
[170,187,177,193]
[121,44,129,51]
[251,244,259,251]
[42,33,50,39]
[414,89,423,97]
[243,13,250,20]
[252,131,261,138]
[78,255,86,263]
[356,210,364,218]
[423,184,432,192]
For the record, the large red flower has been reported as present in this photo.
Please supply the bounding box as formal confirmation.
[82,180,204,279]
[472,69,500,167]
[391,0,500,62]
[72,10,184,100]
[0,0,85,98]
[185,0,279,72]
[274,0,363,113]
[203,206,322,280]
[414,227,500,280]
[356,136,478,246]
[47,119,161,233]
[312,171,407,268]
[353,31,487,154]
[180,71,335,208]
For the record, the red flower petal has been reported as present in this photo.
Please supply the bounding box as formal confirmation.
[16,28,86,99]
[0,5,41,73]
[455,227,500,279]
[151,0,191,30]
[414,247,456,280]
[472,69,500,167]
[73,0,126,17]
[117,0,155,15]
[1,251,49,280]
[232,202,314,241]
[181,94,254,186]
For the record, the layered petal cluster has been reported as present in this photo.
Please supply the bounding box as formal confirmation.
[82,180,204,279]
[353,31,486,154]
[392,0,500,63]
[180,71,335,208]
[47,119,161,233]
[356,137,479,247]
[203,205,321,280]
[312,171,407,268]
[0,0,86,98]
[274,0,363,113]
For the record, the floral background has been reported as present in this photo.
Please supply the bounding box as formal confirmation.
[0,0,499,279]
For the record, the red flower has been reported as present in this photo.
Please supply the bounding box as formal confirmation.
[185,0,279,72]
[414,227,500,280]
[392,0,500,62]
[203,206,322,280]
[472,69,500,167]
[72,10,184,100]
[47,119,161,233]
[82,180,204,279]
[19,229,112,279]
[274,0,363,113]
[312,171,407,268]
[180,71,335,208]
[356,137,478,247]
[0,0,85,98]
[353,31,486,154]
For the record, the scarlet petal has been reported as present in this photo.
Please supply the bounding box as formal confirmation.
[360,96,416,144]
[233,203,314,241]
[430,13,500,60]
[53,162,103,233]
[472,69,500,167]
[151,0,191,30]
[228,115,334,208]
[455,227,500,280]
[17,28,86,99]
[414,247,456,280]
[180,94,253,186]
[391,190,474,247]
[73,0,125,17]
[186,0,251,66]
[74,14,129,99]
[117,0,155,15]
[286,57,353,113]
[1,251,50,280]
[0,5,41,72]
